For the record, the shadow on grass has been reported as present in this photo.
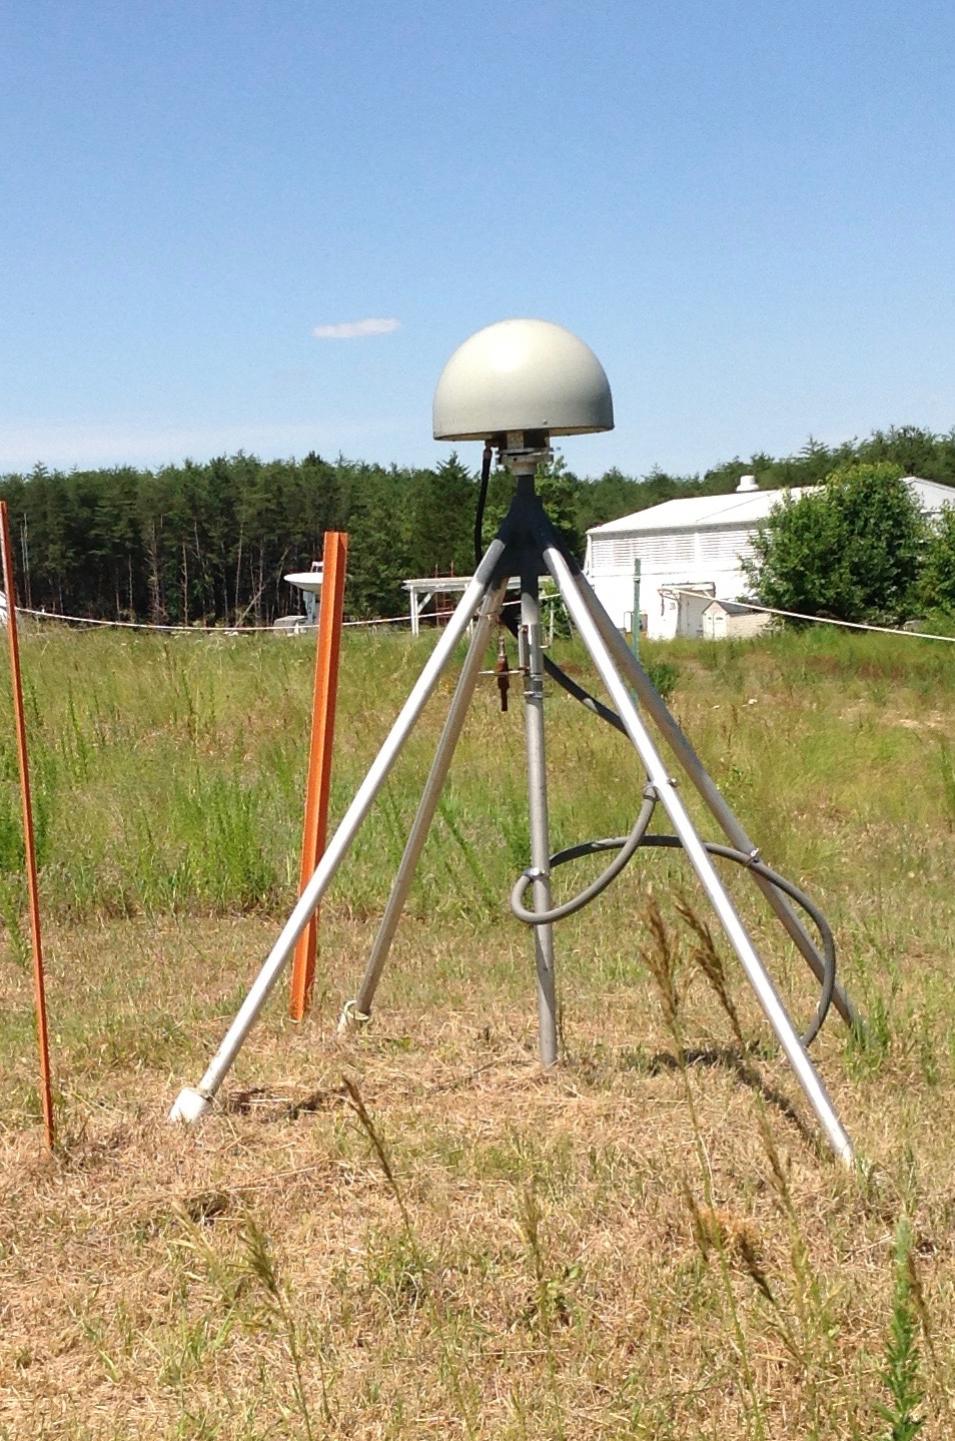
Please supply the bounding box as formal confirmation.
[646,1044,824,1155]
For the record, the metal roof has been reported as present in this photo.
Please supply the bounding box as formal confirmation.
[587,488,813,535]
[586,476,954,537]
[704,599,758,616]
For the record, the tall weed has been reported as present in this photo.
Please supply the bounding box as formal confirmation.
[878,1219,926,1440]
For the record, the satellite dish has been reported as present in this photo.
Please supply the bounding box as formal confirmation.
[433,318,614,442]
[284,567,324,594]
[283,563,324,626]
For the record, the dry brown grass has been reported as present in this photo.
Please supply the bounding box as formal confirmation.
[2,903,955,1439]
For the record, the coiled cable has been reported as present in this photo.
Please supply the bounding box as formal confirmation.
[473,455,838,1047]
[510,812,836,1048]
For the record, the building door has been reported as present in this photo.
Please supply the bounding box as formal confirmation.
[676,583,715,638]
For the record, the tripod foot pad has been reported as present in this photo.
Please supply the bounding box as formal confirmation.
[168,1086,212,1124]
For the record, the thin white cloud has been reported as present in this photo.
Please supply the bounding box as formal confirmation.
[312,317,400,340]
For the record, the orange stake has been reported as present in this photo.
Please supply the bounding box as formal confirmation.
[289,532,349,1019]
[0,501,54,1150]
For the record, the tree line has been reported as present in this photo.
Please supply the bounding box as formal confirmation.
[1,424,954,625]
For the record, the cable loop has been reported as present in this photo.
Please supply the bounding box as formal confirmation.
[510,811,837,1048]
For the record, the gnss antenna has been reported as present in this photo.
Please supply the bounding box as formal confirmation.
[171,319,857,1166]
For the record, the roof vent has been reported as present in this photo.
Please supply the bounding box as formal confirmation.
[736,474,758,493]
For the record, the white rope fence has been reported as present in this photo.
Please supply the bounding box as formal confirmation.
[13,586,948,645]
[9,591,560,636]
[662,587,955,645]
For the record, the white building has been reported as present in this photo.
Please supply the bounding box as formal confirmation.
[584,474,955,641]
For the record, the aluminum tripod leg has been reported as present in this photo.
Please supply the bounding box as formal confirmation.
[169,540,506,1122]
[520,566,558,1066]
[542,541,854,1165]
[340,579,509,1029]
[569,563,860,1032]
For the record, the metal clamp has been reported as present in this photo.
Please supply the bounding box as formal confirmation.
[337,998,372,1033]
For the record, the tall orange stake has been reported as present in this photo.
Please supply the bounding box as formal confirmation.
[289,532,349,1020]
[0,501,54,1149]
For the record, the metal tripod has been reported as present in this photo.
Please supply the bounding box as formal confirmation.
[170,474,855,1165]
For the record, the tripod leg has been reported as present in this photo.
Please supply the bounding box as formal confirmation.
[341,578,509,1029]
[542,542,854,1165]
[521,565,559,1066]
[169,539,507,1122]
[564,552,860,1033]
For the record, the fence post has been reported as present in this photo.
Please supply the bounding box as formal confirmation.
[289,532,349,1020]
[0,501,54,1149]
[631,557,641,660]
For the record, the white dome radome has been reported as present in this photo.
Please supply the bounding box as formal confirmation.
[433,318,614,441]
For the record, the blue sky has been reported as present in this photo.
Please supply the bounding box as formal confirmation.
[2,0,954,478]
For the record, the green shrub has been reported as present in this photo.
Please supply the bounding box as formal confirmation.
[745,462,926,624]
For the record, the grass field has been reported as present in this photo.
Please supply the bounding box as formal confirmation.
[2,622,955,1438]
